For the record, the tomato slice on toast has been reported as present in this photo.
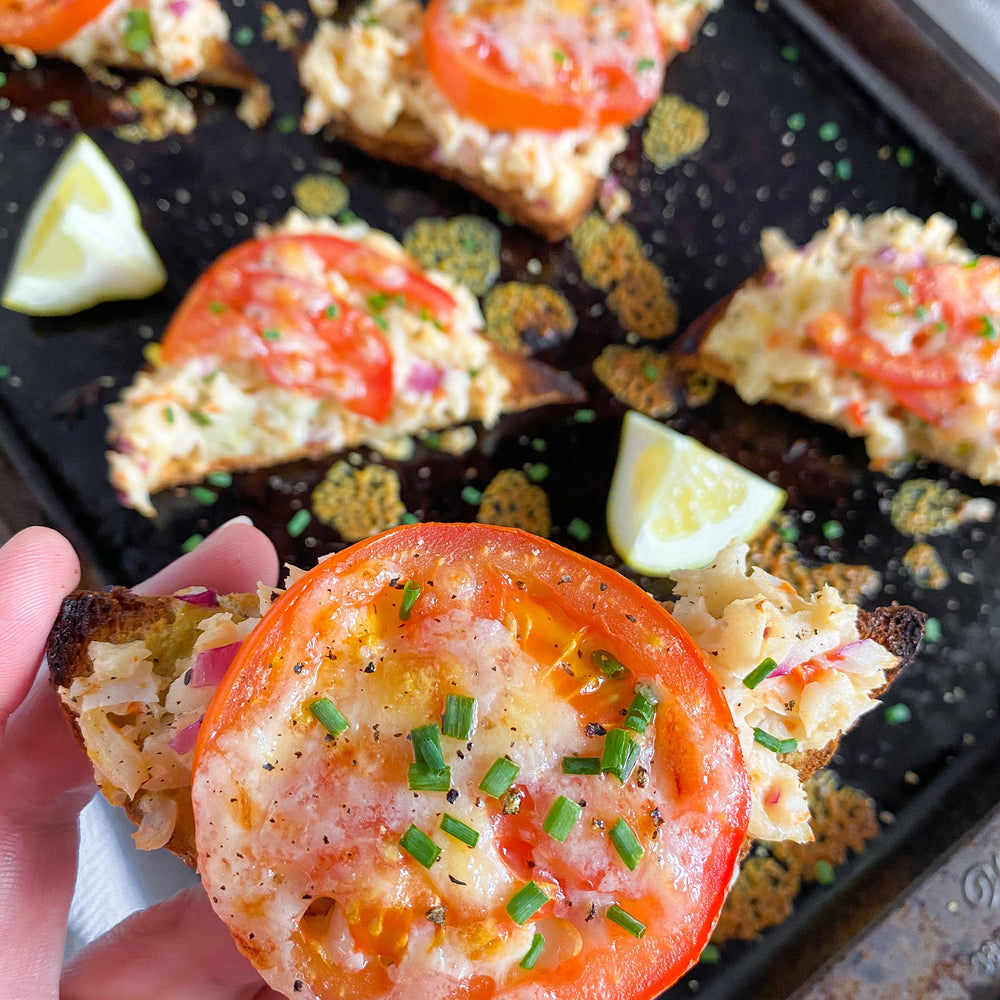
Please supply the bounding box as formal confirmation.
[422,0,666,132]
[0,0,112,51]
[193,523,750,1000]
[160,234,457,423]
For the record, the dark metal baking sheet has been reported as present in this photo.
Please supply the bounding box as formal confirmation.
[2,2,1000,997]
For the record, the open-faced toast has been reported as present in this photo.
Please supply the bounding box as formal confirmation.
[686,208,1000,485]
[46,541,924,865]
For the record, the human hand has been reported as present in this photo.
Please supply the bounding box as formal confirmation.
[0,520,283,1000]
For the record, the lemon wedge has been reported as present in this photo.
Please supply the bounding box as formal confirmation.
[2,133,167,316]
[607,410,786,575]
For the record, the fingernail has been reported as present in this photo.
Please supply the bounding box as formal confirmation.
[215,515,254,530]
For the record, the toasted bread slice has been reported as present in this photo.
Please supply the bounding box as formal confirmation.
[298,0,716,241]
[105,212,584,516]
[47,543,923,866]
[686,209,1000,485]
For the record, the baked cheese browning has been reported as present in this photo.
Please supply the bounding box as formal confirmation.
[298,0,720,239]
[4,0,256,90]
[106,212,581,516]
[693,209,1000,485]
[191,524,749,999]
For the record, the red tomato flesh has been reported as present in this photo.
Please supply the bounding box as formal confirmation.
[422,0,666,132]
[193,523,750,1000]
[0,0,111,50]
[160,235,457,423]
[808,260,1000,425]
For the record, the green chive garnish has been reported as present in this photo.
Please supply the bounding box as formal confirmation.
[506,881,548,925]
[884,702,911,725]
[519,932,545,970]
[601,729,641,783]
[367,292,390,312]
[190,486,217,506]
[573,408,596,423]
[181,533,204,553]
[923,617,942,643]
[743,657,778,690]
[164,406,175,424]
[408,765,451,792]
[609,817,644,871]
[262,328,282,341]
[400,512,420,525]
[208,300,226,314]
[461,485,482,505]
[324,303,340,319]
[562,756,601,775]
[636,57,656,72]
[607,904,646,939]
[123,8,153,53]
[624,685,657,733]
[309,697,348,737]
[206,471,232,488]
[818,121,840,141]
[700,943,722,964]
[372,315,388,331]
[525,463,549,483]
[479,756,520,797]
[980,316,997,339]
[411,724,445,771]
[287,509,311,538]
[814,859,836,885]
[566,518,591,542]
[399,579,421,620]
[542,795,582,843]
[753,727,798,754]
[786,112,806,132]
[591,649,629,679]
[399,824,440,868]
[822,520,844,540]
[442,694,476,740]
[234,24,254,45]
[440,814,479,847]
[189,409,212,426]
[277,114,298,134]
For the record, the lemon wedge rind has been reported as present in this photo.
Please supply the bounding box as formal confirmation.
[2,133,167,317]
[607,410,787,576]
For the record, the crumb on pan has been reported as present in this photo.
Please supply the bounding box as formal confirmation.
[592,344,682,418]
[113,78,196,143]
[237,80,273,130]
[571,213,678,340]
[476,469,551,538]
[712,772,880,944]
[748,519,882,606]
[482,282,577,356]
[261,2,306,50]
[902,541,949,590]
[402,215,501,296]
[642,93,710,170]
[439,426,478,456]
[293,174,350,218]
[890,478,996,539]
[311,460,406,542]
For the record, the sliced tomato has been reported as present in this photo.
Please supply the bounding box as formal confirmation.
[160,235,457,423]
[422,0,666,132]
[193,523,749,1000]
[810,262,1000,389]
[0,0,111,50]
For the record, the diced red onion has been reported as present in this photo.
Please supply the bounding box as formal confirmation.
[169,715,204,754]
[874,246,897,264]
[189,641,242,688]
[176,588,218,607]
[168,0,190,14]
[765,787,781,806]
[405,360,443,394]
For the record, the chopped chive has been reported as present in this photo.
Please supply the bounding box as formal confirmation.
[287,509,311,538]
[324,303,340,319]
[642,362,658,381]
[552,48,566,65]
[0,72,6,88]
[923,617,941,643]
[562,756,601,775]
[234,24,254,45]
[421,431,442,450]
[208,300,226,314]
[399,579,421,620]
[123,8,152,53]
[277,114,298,134]
[566,518,591,542]
[519,932,545,970]
[609,817,644,871]
[542,795,582,843]
[573,408,596,423]
[525,463,549,483]
[834,158,853,181]
[753,727,798,754]
[780,44,799,62]
[262,327,282,341]
[607,903,646,939]
[971,201,985,220]
[822,519,844,540]
[700,943,722,965]
[309,697,348,737]
[636,57,656,72]
[461,485,482,505]
[411,723,445,771]
[440,814,479,847]
[624,685,657,733]
[442,694,477,740]
[400,512,420,525]
[189,409,212,426]
[506,881,548,925]
[372,315,388,331]
[818,121,840,141]
[164,406,175,424]
[532,437,547,452]
[181,533,204,553]
[814,859,836,885]
[980,316,997,340]
[786,112,805,132]
[896,145,914,167]
[893,276,911,298]
[479,756,520,797]
[367,292,390,312]
[601,729,641,783]
[206,471,233,488]
[743,657,778,690]
[778,522,799,543]
[190,486,217,506]
[399,824,440,868]
[408,765,451,792]
[591,648,629,679]
[884,702,911,725]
